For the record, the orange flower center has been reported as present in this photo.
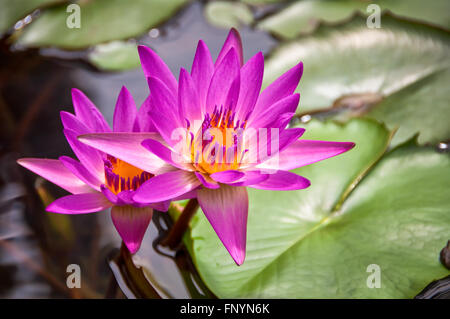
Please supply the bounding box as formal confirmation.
[104,155,152,194]
[187,106,247,174]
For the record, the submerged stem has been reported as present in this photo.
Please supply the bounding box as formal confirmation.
[161,198,199,249]
[115,242,161,298]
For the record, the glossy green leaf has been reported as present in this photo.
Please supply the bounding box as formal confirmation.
[234,140,450,298]
[257,0,450,39]
[204,1,253,29]
[366,67,450,146]
[0,0,65,34]
[88,41,140,71]
[263,14,450,145]
[17,0,187,49]
[185,119,442,298]
[264,14,450,112]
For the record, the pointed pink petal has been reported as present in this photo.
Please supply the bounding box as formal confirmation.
[59,156,102,191]
[216,28,244,67]
[273,112,296,130]
[257,140,356,171]
[135,95,157,133]
[210,170,245,184]
[78,132,166,174]
[141,139,192,171]
[100,185,119,204]
[46,192,112,214]
[248,94,300,129]
[249,170,310,191]
[250,62,303,121]
[191,40,214,113]
[206,48,240,114]
[111,205,153,254]
[195,172,220,189]
[17,158,92,194]
[236,52,264,120]
[133,170,201,203]
[229,170,269,186]
[60,111,91,134]
[246,127,305,166]
[71,88,111,133]
[64,129,104,178]
[116,190,135,206]
[197,185,248,265]
[147,76,184,146]
[272,127,305,153]
[113,86,137,132]
[148,200,171,212]
[261,127,305,163]
[179,68,201,122]
[172,189,197,201]
[100,185,143,208]
[225,73,240,112]
[138,45,178,95]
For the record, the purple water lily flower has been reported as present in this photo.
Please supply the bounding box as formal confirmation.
[17,87,170,254]
[79,29,355,265]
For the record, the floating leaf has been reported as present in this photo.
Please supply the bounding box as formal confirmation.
[88,41,140,71]
[204,1,253,29]
[184,119,443,298]
[257,0,450,39]
[0,0,65,34]
[263,14,450,145]
[17,0,188,49]
[366,67,450,146]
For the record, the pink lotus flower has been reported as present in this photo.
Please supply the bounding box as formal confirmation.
[79,29,355,265]
[17,87,170,254]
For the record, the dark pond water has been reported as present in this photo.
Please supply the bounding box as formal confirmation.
[0,1,277,298]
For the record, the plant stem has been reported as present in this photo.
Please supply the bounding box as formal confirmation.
[105,271,119,299]
[161,198,199,249]
[117,242,161,298]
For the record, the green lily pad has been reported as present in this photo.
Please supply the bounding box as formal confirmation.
[0,0,65,34]
[185,119,439,298]
[367,67,450,146]
[204,1,254,29]
[257,0,450,39]
[17,0,188,49]
[263,14,450,145]
[88,40,140,71]
[185,120,450,298]
[232,140,450,298]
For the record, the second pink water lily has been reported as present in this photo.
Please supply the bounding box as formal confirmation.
[79,29,355,265]
[18,87,170,254]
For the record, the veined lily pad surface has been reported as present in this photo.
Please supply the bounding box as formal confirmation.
[182,120,450,298]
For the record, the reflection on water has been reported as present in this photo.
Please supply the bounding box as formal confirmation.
[0,2,275,298]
